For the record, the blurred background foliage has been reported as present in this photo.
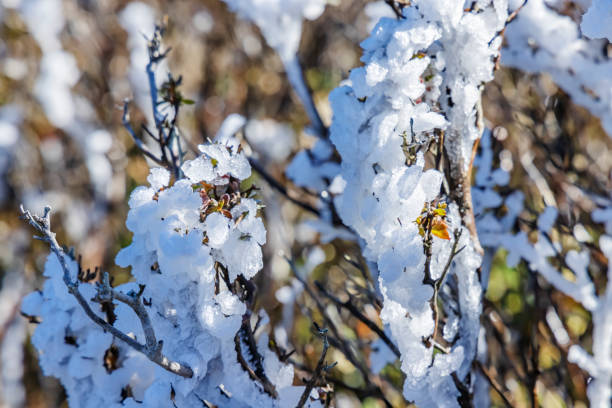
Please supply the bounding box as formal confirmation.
[0,0,610,407]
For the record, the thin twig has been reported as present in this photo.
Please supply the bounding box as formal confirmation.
[286,258,394,408]
[122,100,165,166]
[20,205,193,378]
[286,258,369,381]
[248,157,320,216]
[432,229,464,342]
[236,317,278,398]
[384,0,404,18]
[313,281,400,358]
[296,325,334,408]
[451,372,473,408]
[234,327,278,398]
[475,361,513,407]
[489,0,528,46]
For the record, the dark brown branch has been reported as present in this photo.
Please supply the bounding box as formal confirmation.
[451,372,473,408]
[432,229,464,342]
[384,0,404,18]
[234,328,278,398]
[313,280,400,358]
[287,258,370,381]
[296,326,333,408]
[475,361,513,407]
[286,258,395,407]
[248,157,320,217]
[239,317,278,398]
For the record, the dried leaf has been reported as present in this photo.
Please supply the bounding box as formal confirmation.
[431,219,450,240]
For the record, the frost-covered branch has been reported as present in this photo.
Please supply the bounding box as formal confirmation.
[474,126,612,407]
[502,0,612,136]
[122,22,185,179]
[325,2,510,405]
[20,205,194,378]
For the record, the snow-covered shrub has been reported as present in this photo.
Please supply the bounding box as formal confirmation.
[325,2,509,405]
[20,134,313,407]
[12,0,612,407]
[473,129,612,408]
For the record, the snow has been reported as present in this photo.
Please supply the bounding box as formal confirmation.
[474,126,612,408]
[21,134,303,407]
[324,2,507,405]
[245,119,295,163]
[503,0,612,137]
[221,0,327,63]
[581,0,612,41]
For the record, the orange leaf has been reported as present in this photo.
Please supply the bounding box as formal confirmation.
[431,219,450,240]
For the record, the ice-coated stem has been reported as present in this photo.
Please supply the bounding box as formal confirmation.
[19,205,193,378]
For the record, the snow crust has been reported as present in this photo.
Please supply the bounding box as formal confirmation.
[474,130,612,408]
[21,132,310,407]
[503,0,612,136]
[326,2,508,405]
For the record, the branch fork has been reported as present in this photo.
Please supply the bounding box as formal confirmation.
[20,205,193,378]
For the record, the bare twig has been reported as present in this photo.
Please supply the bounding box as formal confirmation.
[248,157,320,216]
[286,258,393,408]
[432,229,464,342]
[20,205,193,378]
[313,281,400,358]
[475,361,513,407]
[146,23,172,135]
[489,0,528,47]
[296,325,334,408]
[384,0,404,18]
[122,22,185,179]
[451,372,473,408]
[286,258,370,381]
[234,328,278,398]
[121,100,166,166]
[234,316,278,398]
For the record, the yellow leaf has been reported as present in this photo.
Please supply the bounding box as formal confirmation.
[431,220,450,240]
[434,208,446,217]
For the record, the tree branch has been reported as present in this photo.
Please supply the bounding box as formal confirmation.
[475,361,513,407]
[284,56,327,139]
[384,0,404,19]
[313,281,400,358]
[248,157,320,217]
[296,325,334,408]
[432,229,464,342]
[20,205,194,378]
[234,316,278,398]
[121,100,166,167]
